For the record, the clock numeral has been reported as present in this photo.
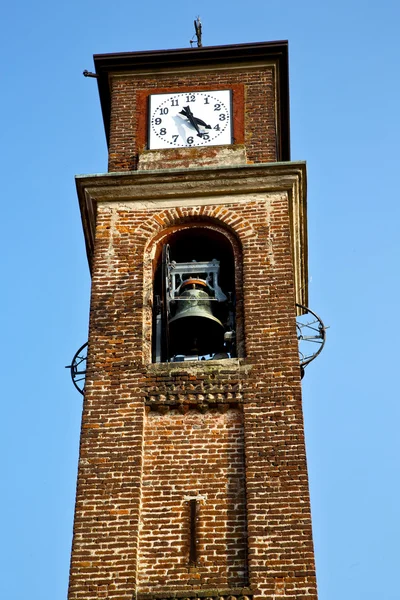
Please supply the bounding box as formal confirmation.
[214,103,221,111]
[203,134,210,141]
[187,136,194,145]
[154,117,162,125]
[160,107,169,115]
[214,124,220,131]
[186,94,196,102]
[160,128,167,135]
[219,114,226,121]
[171,99,179,107]
[172,135,179,143]
[204,97,210,104]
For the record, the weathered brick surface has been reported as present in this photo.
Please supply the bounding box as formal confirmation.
[108,68,277,171]
[139,408,247,591]
[68,192,317,600]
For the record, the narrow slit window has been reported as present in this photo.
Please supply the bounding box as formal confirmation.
[189,498,197,565]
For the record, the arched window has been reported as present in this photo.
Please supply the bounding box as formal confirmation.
[152,225,239,363]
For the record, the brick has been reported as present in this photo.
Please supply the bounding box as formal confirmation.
[68,43,317,600]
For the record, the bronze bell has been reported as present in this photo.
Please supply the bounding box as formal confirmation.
[169,280,224,356]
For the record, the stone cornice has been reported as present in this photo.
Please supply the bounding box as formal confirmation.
[76,161,308,307]
[135,588,254,600]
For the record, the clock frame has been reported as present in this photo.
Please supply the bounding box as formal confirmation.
[148,89,233,150]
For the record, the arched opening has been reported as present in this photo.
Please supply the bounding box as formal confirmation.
[152,225,238,362]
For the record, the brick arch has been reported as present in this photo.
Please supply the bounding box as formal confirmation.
[141,212,246,363]
[134,204,255,248]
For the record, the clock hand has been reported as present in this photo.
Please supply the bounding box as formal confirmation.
[180,106,201,136]
[179,106,211,137]
[192,116,211,129]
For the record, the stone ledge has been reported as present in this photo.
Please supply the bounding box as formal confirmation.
[135,588,253,600]
[137,145,248,172]
[146,358,252,375]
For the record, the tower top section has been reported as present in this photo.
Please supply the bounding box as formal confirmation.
[91,40,291,171]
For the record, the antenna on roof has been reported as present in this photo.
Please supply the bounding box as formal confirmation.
[190,17,203,48]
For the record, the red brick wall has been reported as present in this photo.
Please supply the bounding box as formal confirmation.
[68,195,317,600]
[108,66,277,171]
[139,408,247,592]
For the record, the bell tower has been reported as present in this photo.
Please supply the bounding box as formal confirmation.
[68,41,322,600]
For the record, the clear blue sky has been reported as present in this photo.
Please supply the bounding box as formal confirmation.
[2,1,399,599]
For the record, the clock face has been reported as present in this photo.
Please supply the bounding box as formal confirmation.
[148,90,232,150]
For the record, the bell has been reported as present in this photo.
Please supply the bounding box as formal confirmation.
[169,282,224,356]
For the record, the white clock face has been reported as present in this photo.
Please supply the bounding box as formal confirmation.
[148,90,232,149]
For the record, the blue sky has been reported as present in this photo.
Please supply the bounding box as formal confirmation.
[2,1,400,599]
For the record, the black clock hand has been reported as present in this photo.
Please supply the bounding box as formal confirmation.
[193,116,211,129]
[180,106,201,136]
[180,106,211,137]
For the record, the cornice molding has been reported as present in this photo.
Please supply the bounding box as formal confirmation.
[76,161,307,306]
